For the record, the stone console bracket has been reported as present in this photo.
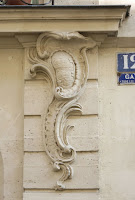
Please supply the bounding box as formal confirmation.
[27,31,96,190]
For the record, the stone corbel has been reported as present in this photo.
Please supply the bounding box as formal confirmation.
[27,32,96,190]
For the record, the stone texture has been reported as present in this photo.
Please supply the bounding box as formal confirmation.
[24,80,53,115]
[78,80,98,115]
[87,46,98,80]
[24,115,98,152]
[0,49,24,200]
[67,115,98,151]
[55,0,99,5]
[99,48,135,200]
[23,191,98,200]
[0,152,3,200]
[99,0,135,37]
[24,80,98,115]
[0,140,23,167]
[24,152,99,189]
[0,6,128,34]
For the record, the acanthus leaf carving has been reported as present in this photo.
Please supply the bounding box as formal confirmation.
[28,31,96,190]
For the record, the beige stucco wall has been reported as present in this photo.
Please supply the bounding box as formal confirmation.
[54,0,99,5]
[0,152,4,200]
[98,2,135,200]
[99,0,135,37]
[0,49,24,200]
[99,48,135,200]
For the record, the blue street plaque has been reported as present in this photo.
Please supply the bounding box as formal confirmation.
[119,73,135,84]
[117,53,135,72]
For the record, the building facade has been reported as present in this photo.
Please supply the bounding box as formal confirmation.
[0,1,135,200]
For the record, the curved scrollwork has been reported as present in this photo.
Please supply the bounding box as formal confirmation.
[28,32,96,190]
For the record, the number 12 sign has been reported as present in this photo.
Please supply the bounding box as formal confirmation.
[117,53,135,72]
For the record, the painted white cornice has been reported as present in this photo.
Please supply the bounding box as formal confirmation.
[0,5,130,34]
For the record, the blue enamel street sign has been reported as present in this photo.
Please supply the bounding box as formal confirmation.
[119,73,135,84]
[117,53,135,72]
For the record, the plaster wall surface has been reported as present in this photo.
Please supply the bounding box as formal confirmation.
[0,49,24,200]
[0,152,3,200]
[54,0,99,5]
[100,0,135,37]
[99,47,135,200]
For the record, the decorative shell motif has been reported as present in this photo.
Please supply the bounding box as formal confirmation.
[52,51,75,89]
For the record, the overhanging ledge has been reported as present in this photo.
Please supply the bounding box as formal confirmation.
[0,5,130,34]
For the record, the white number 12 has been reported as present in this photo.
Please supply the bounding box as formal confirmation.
[123,54,135,69]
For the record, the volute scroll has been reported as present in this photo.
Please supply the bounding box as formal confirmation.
[28,31,96,190]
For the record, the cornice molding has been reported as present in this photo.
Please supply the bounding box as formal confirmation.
[0,6,130,35]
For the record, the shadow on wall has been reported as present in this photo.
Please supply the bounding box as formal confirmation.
[0,151,4,200]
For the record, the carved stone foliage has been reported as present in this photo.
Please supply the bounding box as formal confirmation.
[27,32,96,190]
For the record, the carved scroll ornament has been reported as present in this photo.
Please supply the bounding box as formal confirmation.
[28,32,96,190]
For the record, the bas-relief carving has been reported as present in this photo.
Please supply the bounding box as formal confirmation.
[27,32,96,190]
